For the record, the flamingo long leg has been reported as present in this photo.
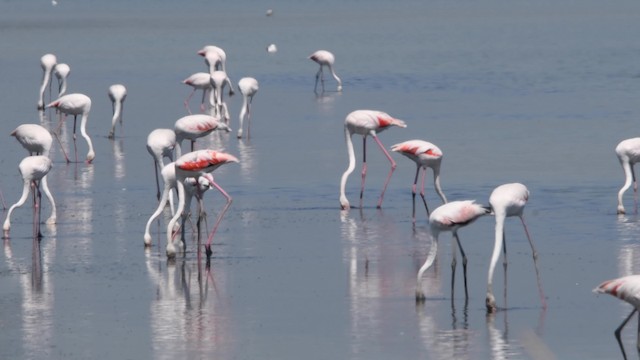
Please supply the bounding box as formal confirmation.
[615,308,636,360]
[359,137,367,208]
[371,134,397,209]
[521,215,546,309]
[72,115,78,163]
[419,166,429,216]
[184,89,196,114]
[205,179,232,258]
[411,165,419,222]
[453,232,469,299]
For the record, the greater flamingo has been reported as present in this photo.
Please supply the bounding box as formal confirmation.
[309,50,342,92]
[108,84,127,138]
[11,124,53,156]
[146,128,176,200]
[209,70,234,123]
[594,275,640,359]
[616,138,640,214]
[174,114,230,157]
[182,72,212,114]
[46,93,95,163]
[486,183,545,312]
[197,45,227,73]
[391,139,447,221]
[166,150,238,258]
[37,53,57,110]
[3,156,56,238]
[53,63,70,97]
[339,110,407,210]
[416,200,491,302]
[237,77,259,139]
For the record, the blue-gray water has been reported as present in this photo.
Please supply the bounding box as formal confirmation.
[1,0,640,359]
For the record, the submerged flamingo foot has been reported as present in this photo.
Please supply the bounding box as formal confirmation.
[205,244,213,259]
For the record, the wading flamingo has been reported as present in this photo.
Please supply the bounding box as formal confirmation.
[391,139,447,221]
[46,93,95,163]
[237,77,259,139]
[309,50,342,92]
[486,183,545,312]
[174,114,230,157]
[209,70,234,123]
[37,53,57,110]
[594,275,640,360]
[416,200,491,302]
[182,72,212,114]
[108,84,127,138]
[616,138,640,214]
[146,128,176,200]
[11,124,53,156]
[197,45,227,73]
[339,110,406,210]
[53,63,70,97]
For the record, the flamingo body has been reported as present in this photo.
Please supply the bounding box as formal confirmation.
[197,45,227,73]
[174,114,230,157]
[309,50,342,92]
[108,84,127,138]
[146,128,176,200]
[11,124,53,156]
[616,138,640,214]
[237,77,259,138]
[37,53,57,110]
[182,72,212,114]
[46,93,95,163]
[209,70,234,123]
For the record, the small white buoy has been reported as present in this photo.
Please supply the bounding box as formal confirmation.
[266,9,273,16]
[267,44,278,53]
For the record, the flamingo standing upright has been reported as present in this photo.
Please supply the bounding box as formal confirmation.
[146,128,176,201]
[339,110,407,210]
[209,70,234,123]
[108,84,127,138]
[616,138,640,214]
[11,124,53,156]
[486,183,545,312]
[391,139,447,221]
[53,63,70,97]
[182,72,212,114]
[37,53,57,110]
[166,150,238,258]
[197,45,227,73]
[174,114,230,157]
[237,77,258,139]
[415,200,491,302]
[309,50,342,92]
[46,93,95,163]
[594,275,640,359]
[3,156,56,238]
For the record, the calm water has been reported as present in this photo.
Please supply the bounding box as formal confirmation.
[1,0,640,359]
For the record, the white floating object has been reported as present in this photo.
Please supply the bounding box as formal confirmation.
[267,44,278,53]
[266,9,273,16]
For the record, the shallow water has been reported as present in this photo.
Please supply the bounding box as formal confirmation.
[1,0,640,359]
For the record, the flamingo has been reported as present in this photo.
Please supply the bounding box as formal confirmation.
[486,183,545,312]
[53,63,70,97]
[391,139,447,221]
[616,138,640,214]
[146,128,176,201]
[166,150,238,258]
[416,200,491,302]
[37,53,57,110]
[174,114,230,157]
[594,275,640,359]
[182,72,212,114]
[46,93,95,163]
[339,110,407,210]
[209,70,234,123]
[309,50,342,92]
[197,45,227,73]
[237,77,259,139]
[11,124,53,156]
[108,84,127,138]
[3,156,56,238]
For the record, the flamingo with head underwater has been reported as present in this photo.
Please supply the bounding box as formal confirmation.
[46,93,95,163]
[146,128,176,201]
[237,77,258,139]
[309,50,342,92]
[37,53,57,110]
[108,84,127,139]
[616,138,640,215]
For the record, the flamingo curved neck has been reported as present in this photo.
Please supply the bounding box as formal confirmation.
[340,127,356,209]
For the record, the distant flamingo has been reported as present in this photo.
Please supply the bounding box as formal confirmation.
[174,114,230,157]
[339,110,407,210]
[166,150,238,258]
[391,139,447,221]
[209,70,234,123]
[197,45,227,73]
[486,183,545,312]
[46,93,95,163]
[146,128,176,200]
[3,156,56,238]
[237,77,259,139]
[37,53,57,110]
[416,200,491,301]
[182,72,212,114]
[309,50,342,92]
[594,275,640,359]
[53,63,70,97]
[11,124,53,156]
[616,138,640,214]
[108,84,127,138]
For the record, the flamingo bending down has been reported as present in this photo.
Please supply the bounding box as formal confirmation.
[209,70,234,123]
[197,45,227,73]
[339,110,407,210]
[11,124,53,156]
[174,114,230,157]
[53,63,70,97]
[37,53,57,110]
[237,77,259,139]
[3,156,56,238]
[594,275,640,360]
[46,93,95,163]
[391,139,447,221]
[309,50,342,92]
[182,72,212,114]
[486,183,545,312]
[108,84,127,138]
[616,138,640,214]
[166,150,238,258]
[416,200,491,302]
[146,128,176,201]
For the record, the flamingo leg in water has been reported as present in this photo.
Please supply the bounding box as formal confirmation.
[521,216,547,309]
[72,115,78,163]
[359,137,367,208]
[454,232,469,299]
[614,308,636,360]
[420,166,429,216]
[371,134,397,209]
[205,179,232,259]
